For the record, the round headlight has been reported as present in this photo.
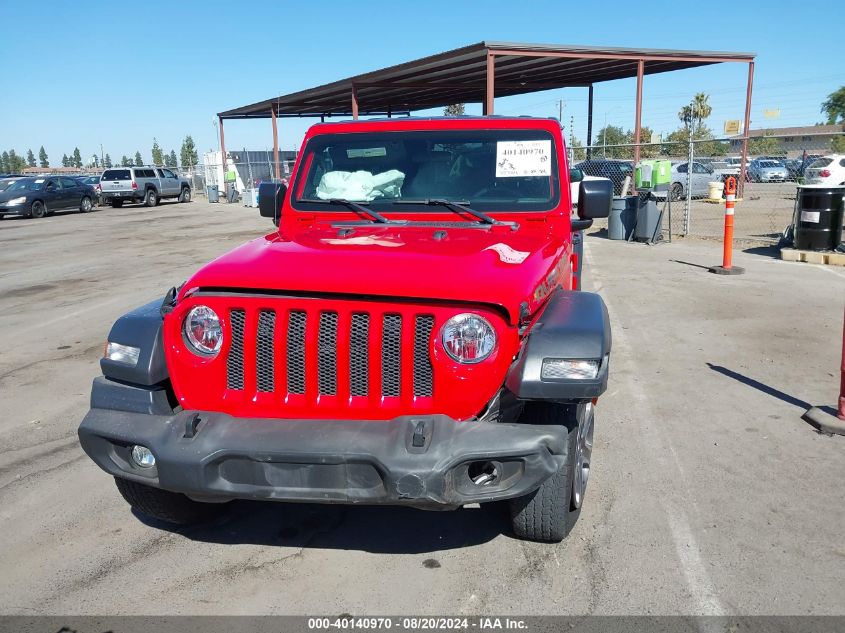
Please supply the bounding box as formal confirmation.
[183,305,223,355]
[441,313,497,364]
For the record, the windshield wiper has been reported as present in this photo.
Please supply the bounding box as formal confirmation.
[299,198,390,224]
[395,199,506,226]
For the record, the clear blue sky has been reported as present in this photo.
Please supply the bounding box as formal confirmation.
[2,0,843,165]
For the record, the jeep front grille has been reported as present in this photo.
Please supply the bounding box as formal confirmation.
[226,306,435,401]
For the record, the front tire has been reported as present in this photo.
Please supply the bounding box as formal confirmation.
[30,200,47,218]
[80,196,93,213]
[509,401,594,542]
[145,189,159,207]
[114,477,220,526]
[179,187,191,203]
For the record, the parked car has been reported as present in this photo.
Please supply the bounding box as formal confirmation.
[569,168,609,208]
[574,159,633,195]
[100,166,191,208]
[0,176,96,219]
[78,116,615,543]
[748,158,789,183]
[803,154,845,186]
[76,175,102,202]
[0,177,25,192]
[785,154,822,180]
[667,161,716,200]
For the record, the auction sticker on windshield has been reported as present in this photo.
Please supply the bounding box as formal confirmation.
[496,140,551,178]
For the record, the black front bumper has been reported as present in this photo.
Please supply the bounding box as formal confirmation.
[79,383,567,509]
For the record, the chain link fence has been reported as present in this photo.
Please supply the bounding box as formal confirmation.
[573,132,845,243]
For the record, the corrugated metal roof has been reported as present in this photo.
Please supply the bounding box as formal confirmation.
[218,41,755,119]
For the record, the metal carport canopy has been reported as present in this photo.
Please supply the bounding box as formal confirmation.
[217,41,755,189]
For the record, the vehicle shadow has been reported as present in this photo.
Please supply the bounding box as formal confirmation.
[134,499,511,553]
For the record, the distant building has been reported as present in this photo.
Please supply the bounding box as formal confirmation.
[729,124,845,158]
[22,166,91,175]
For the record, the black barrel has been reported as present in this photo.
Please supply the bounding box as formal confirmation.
[794,186,844,251]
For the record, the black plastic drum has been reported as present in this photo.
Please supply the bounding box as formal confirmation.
[793,186,844,251]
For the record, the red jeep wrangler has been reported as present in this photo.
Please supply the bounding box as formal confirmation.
[78,116,612,542]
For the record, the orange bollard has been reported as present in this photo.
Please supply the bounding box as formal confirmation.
[709,176,745,275]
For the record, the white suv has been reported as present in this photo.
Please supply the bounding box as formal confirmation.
[804,155,845,186]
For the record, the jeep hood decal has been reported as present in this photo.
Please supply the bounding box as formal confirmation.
[180,225,569,324]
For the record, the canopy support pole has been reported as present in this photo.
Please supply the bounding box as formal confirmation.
[586,84,594,159]
[633,59,644,170]
[738,61,755,197]
[270,107,281,181]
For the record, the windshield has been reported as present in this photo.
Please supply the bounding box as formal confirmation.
[759,160,782,167]
[292,129,560,212]
[7,179,43,192]
[809,158,832,168]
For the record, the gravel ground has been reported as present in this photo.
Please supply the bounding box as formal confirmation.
[0,198,843,616]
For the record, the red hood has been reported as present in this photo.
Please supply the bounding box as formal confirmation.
[179,223,568,324]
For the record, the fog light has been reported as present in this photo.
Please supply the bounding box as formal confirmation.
[105,341,141,366]
[541,358,600,380]
[131,445,155,468]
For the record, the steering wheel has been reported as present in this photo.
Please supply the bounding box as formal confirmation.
[472,185,521,199]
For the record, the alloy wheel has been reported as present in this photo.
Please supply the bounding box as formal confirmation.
[572,402,594,509]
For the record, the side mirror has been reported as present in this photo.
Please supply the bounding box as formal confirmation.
[577,178,612,221]
[258,182,287,226]
[569,168,584,183]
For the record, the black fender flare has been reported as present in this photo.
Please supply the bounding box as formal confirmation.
[505,290,611,402]
[100,298,168,386]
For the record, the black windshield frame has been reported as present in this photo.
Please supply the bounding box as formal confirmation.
[291,129,561,214]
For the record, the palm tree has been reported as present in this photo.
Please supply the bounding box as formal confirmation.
[678,93,712,138]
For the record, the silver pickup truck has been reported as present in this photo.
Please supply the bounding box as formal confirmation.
[100,166,191,208]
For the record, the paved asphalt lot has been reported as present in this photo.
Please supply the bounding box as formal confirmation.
[1,199,843,615]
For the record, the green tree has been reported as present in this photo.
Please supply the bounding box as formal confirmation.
[831,136,845,153]
[151,138,163,165]
[0,151,8,172]
[678,93,713,138]
[61,154,69,167]
[26,149,36,167]
[90,155,99,169]
[134,151,143,166]
[166,149,178,167]
[821,86,845,125]
[72,147,82,168]
[38,146,49,168]
[627,126,659,159]
[568,137,587,162]
[104,154,113,168]
[595,125,628,158]
[748,134,784,156]
[180,135,198,168]
[8,149,21,172]
[443,103,465,116]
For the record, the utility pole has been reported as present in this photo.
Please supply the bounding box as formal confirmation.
[570,115,575,162]
[557,100,564,123]
[100,144,104,167]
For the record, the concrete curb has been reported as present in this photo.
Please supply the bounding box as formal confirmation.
[802,406,845,436]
